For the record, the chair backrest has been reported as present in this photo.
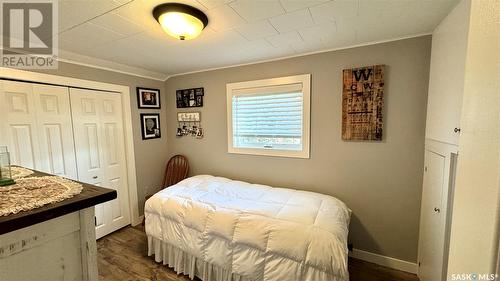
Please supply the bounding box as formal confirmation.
[162,155,189,188]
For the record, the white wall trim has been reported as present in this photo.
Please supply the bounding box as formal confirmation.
[0,48,169,82]
[57,55,168,82]
[166,33,432,79]
[0,67,141,229]
[58,57,167,82]
[349,249,418,274]
[425,138,459,154]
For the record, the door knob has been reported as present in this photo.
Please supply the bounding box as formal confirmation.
[434,207,440,213]
[93,176,98,179]
[454,127,461,133]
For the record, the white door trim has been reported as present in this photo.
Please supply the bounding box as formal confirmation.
[0,67,141,226]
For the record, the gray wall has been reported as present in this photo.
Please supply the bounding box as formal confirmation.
[35,62,168,215]
[164,36,431,262]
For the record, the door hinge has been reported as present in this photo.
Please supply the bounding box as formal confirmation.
[424,166,427,172]
[418,261,421,267]
[94,216,97,226]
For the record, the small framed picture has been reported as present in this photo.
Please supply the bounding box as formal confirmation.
[176,87,204,108]
[137,87,161,109]
[140,113,161,140]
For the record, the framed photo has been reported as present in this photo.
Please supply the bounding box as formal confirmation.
[140,113,161,140]
[137,87,161,109]
[176,87,204,108]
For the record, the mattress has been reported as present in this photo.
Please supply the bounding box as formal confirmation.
[145,175,351,281]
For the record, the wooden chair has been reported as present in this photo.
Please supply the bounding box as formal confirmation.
[162,155,189,188]
[143,155,189,226]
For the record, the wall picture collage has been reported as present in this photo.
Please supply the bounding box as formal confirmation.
[176,87,204,139]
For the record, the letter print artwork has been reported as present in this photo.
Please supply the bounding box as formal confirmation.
[342,65,385,141]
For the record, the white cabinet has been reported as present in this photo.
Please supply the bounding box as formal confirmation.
[0,208,98,281]
[418,142,457,281]
[418,1,471,280]
[424,0,470,146]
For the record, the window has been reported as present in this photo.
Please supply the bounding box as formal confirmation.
[227,74,310,158]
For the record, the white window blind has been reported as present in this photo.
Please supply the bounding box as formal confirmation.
[227,74,310,158]
[232,83,303,151]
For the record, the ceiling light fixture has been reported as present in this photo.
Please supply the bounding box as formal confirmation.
[153,3,208,41]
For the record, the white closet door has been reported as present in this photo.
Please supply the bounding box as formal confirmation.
[33,84,78,180]
[0,80,42,169]
[69,88,130,239]
[418,148,450,281]
[0,81,78,180]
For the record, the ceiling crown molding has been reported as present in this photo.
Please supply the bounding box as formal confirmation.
[57,50,169,81]
[166,33,432,80]
[2,33,430,83]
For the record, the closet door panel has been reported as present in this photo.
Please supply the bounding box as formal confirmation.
[70,90,109,238]
[103,122,119,173]
[9,125,37,167]
[33,84,78,180]
[70,88,130,239]
[87,125,101,168]
[0,81,41,169]
[70,90,105,186]
[100,94,130,229]
[109,177,123,220]
[103,122,123,222]
[95,196,106,228]
[41,124,65,174]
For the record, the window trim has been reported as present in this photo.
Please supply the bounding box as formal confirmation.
[226,74,311,159]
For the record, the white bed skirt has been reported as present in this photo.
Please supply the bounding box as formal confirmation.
[148,236,250,281]
[147,235,347,281]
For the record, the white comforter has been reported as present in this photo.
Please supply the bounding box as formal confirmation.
[145,175,351,281]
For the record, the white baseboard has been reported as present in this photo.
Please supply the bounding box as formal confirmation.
[132,215,144,226]
[349,249,418,274]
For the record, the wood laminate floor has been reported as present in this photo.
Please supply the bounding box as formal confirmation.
[97,226,419,281]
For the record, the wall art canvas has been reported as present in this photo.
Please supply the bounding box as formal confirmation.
[342,65,384,141]
[176,87,204,108]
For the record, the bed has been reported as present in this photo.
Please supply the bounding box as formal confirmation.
[145,175,351,281]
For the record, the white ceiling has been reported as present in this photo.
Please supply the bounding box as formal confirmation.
[52,0,459,80]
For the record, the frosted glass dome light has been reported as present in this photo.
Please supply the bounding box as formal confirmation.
[153,3,208,41]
